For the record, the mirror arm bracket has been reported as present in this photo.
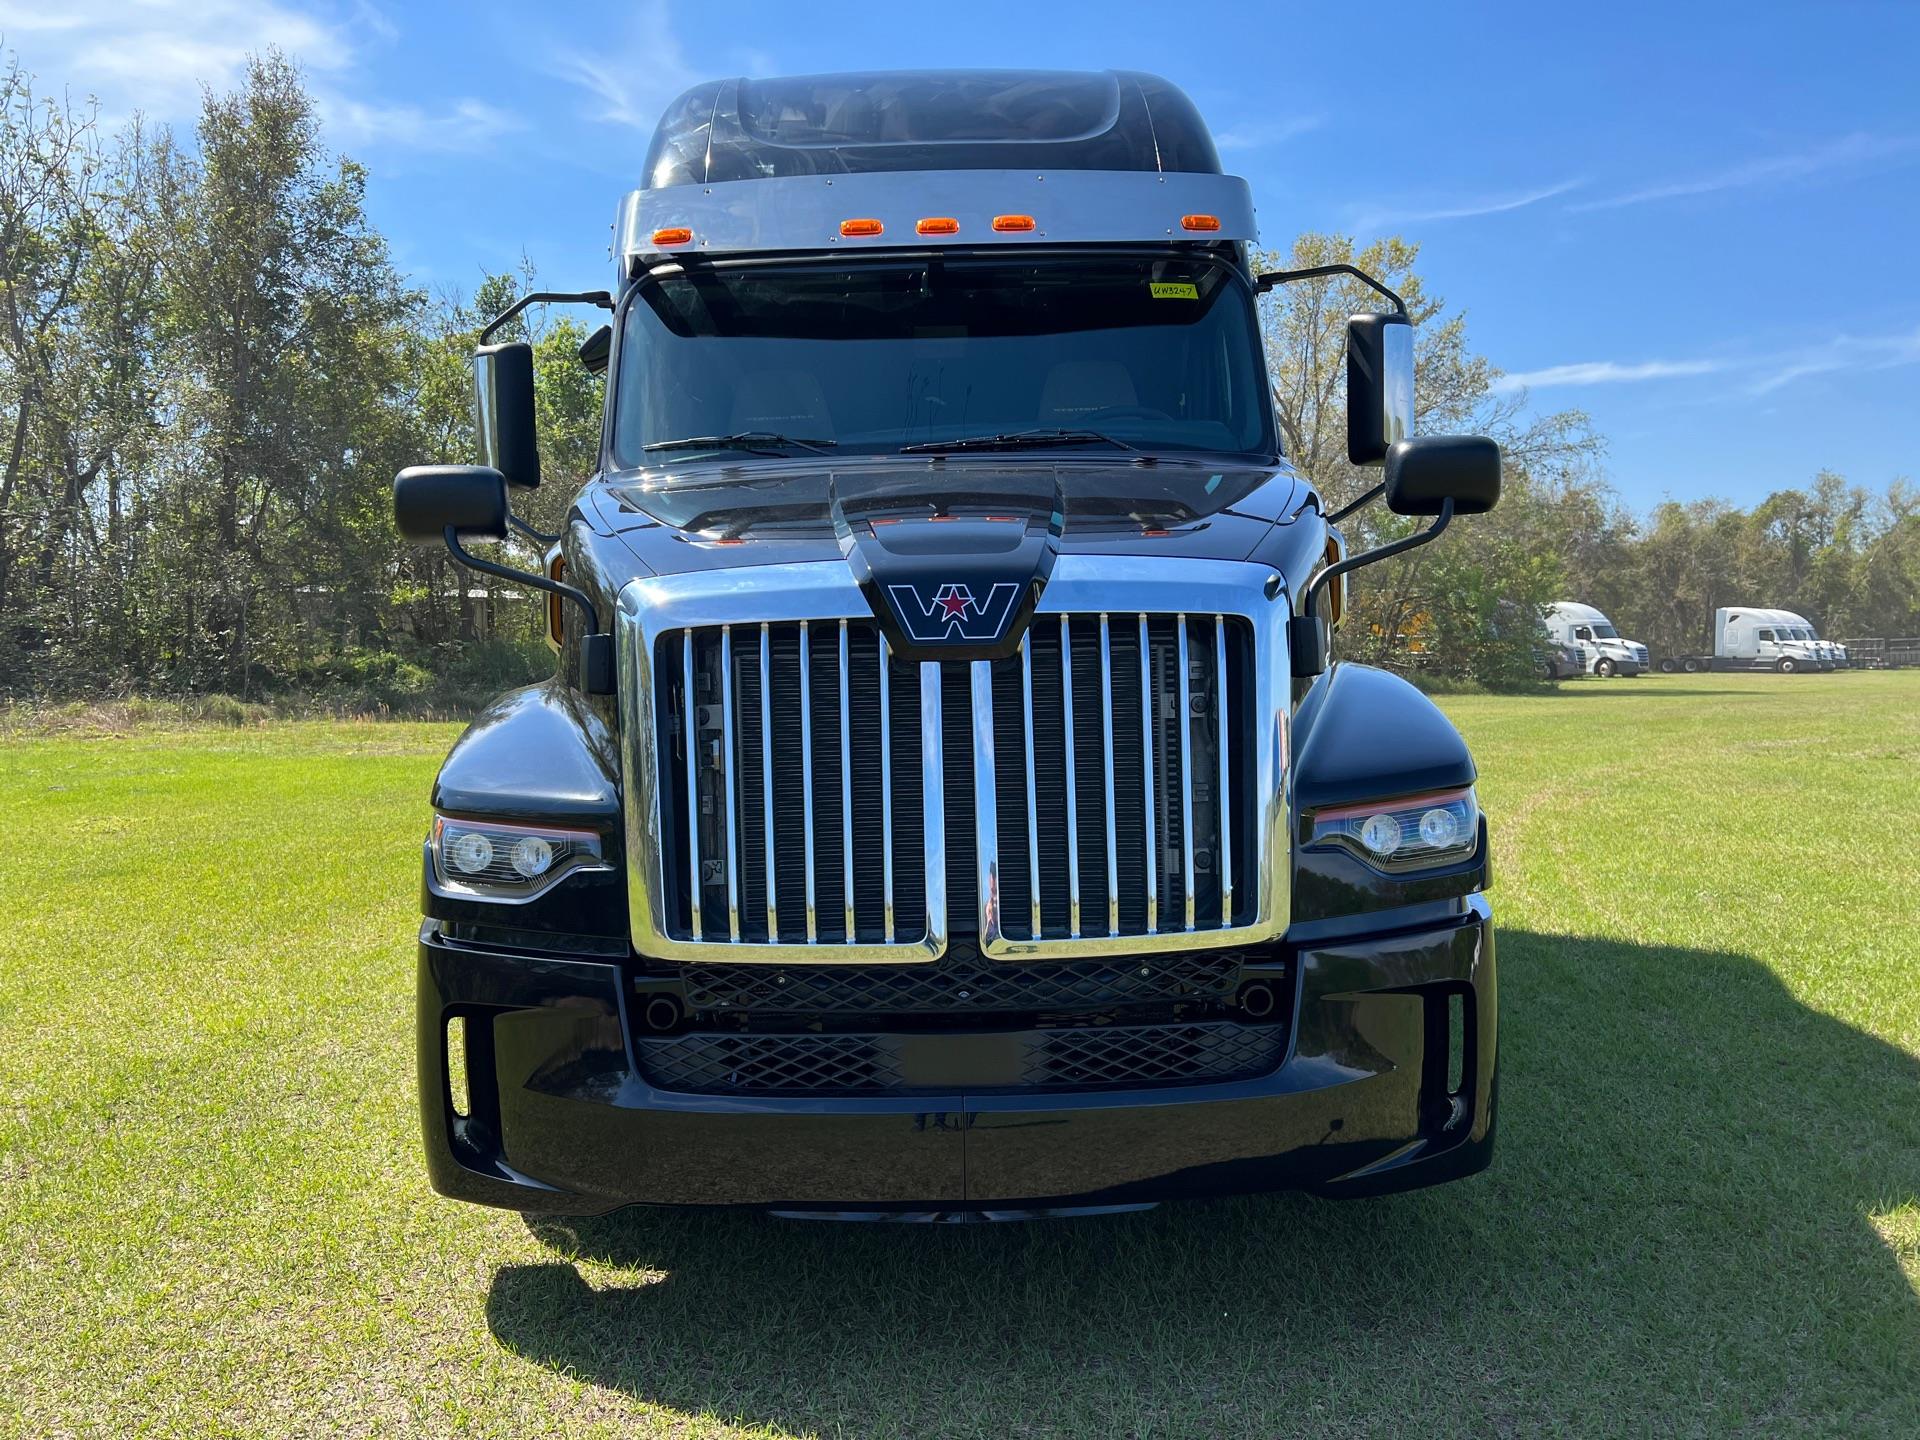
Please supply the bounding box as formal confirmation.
[1254,264,1408,317]
[1324,482,1385,525]
[442,527,614,694]
[479,290,615,344]
[1289,498,1454,678]
[508,513,561,548]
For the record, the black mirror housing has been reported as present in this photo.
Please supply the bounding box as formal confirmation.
[1347,312,1414,466]
[474,342,541,488]
[393,465,510,543]
[1384,436,1501,517]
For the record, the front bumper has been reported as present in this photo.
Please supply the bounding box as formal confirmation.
[419,897,1496,1214]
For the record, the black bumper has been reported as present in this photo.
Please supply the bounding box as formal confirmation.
[418,898,1496,1214]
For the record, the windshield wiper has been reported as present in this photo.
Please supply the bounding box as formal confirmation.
[643,431,838,456]
[899,427,1140,456]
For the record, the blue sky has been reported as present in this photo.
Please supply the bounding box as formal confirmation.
[6,0,1916,511]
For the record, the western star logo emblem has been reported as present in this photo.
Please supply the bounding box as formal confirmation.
[886,580,1022,643]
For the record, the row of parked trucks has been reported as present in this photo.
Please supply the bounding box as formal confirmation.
[1540,602,1849,676]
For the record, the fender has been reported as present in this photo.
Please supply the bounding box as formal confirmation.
[1290,662,1486,924]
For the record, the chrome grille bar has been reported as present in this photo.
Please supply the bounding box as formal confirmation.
[1216,613,1232,924]
[1178,615,1195,932]
[878,632,895,943]
[839,619,854,941]
[1139,613,1157,935]
[682,628,700,938]
[1061,615,1081,939]
[720,624,739,942]
[1100,612,1118,936]
[1021,631,1041,939]
[971,659,999,945]
[759,623,776,940]
[799,620,816,943]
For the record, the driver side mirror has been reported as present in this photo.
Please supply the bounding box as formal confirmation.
[474,342,541,489]
[392,464,509,543]
[1347,313,1414,466]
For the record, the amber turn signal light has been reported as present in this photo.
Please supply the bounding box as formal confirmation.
[1180,214,1221,232]
[650,226,692,246]
[991,214,1036,232]
[839,217,884,237]
[916,216,960,235]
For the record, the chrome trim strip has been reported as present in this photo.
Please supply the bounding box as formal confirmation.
[617,565,944,963]
[682,628,700,939]
[759,623,776,941]
[799,620,816,943]
[878,633,894,943]
[1216,614,1232,925]
[920,661,947,953]
[1061,615,1080,939]
[1100,613,1118,937]
[1178,615,1195,932]
[839,619,854,942]
[1021,631,1041,940]
[971,659,998,951]
[721,625,740,942]
[1139,612,1157,936]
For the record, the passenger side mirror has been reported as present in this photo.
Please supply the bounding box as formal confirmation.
[1347,313,1414,466]
[474,342,541,489]
[1384,436,1501,517]
[393,465,510,543]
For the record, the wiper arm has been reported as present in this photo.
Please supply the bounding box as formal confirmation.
[899,427,1139,456]
[643,431,838,456]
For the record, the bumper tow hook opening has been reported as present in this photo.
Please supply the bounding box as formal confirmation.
[643,995,684,1033]
[1237,981,1277,1019]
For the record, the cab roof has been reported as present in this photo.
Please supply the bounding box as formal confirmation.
[641,69,1222,190]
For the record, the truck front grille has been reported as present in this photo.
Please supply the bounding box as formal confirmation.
[636,1021,1285,1096]
[647,610,1255,956]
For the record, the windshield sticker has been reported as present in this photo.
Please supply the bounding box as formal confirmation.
[1150,281,1199,300]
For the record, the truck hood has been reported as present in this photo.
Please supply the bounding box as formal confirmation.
[584,454,1312,579]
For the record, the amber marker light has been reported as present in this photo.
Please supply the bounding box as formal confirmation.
[1180,214,1221,232]
[650,226,692,246]
[839,217,884,237]
[916,216,960,235]
[991,214,1037,232]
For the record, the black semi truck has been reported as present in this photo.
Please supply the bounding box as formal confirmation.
[394,70,1503,1218]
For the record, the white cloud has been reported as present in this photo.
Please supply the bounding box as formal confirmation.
[1494,358,1723,392]
[1351,177,1585,232]
[1748,326,1920,395]
[1214,114,1323,151]
[1570,132,1920,212]
[548,0,698,131]
[0,0,510,154]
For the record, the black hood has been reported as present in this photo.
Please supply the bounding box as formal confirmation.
[580,455,1316,658]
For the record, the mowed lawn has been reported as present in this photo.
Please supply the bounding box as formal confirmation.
[2,672,1917,1439]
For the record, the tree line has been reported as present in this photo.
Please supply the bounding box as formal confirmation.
[2,55,1913,706]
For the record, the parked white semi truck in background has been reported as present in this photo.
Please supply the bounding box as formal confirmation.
[1543,601,1648,677]
[1660,607,1835,672]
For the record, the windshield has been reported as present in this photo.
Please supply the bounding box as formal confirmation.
[1591,623,1620,639]
[609,252,1274,467]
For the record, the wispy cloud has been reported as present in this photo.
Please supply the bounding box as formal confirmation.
[1351,177,1585,232]
[0,0,509,155]
[1214,114,1323,151]
[548,0,698,130]
[1497,325,1920,396]
[1494,358,1724,391]
[1570,132,1920,212]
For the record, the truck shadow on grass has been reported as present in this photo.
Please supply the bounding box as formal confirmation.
[485,930,1920,1436]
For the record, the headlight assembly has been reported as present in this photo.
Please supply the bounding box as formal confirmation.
[429,815,610,901]
[1308,787,1480,874]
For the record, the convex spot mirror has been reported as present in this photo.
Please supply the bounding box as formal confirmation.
[393,464,510,543]
[1347,312,1414,466]
[1384,436,1502,517]
[473,342,541,489]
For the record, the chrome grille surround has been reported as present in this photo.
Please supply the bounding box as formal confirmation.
[617,556,1290,964]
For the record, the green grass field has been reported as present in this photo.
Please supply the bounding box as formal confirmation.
[3,672,1917,1438]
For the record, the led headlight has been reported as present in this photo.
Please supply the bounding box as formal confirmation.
[429,815,608,900]
[1309,787,1480,874]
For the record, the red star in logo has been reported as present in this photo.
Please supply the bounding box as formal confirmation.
[935,586,973,620]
